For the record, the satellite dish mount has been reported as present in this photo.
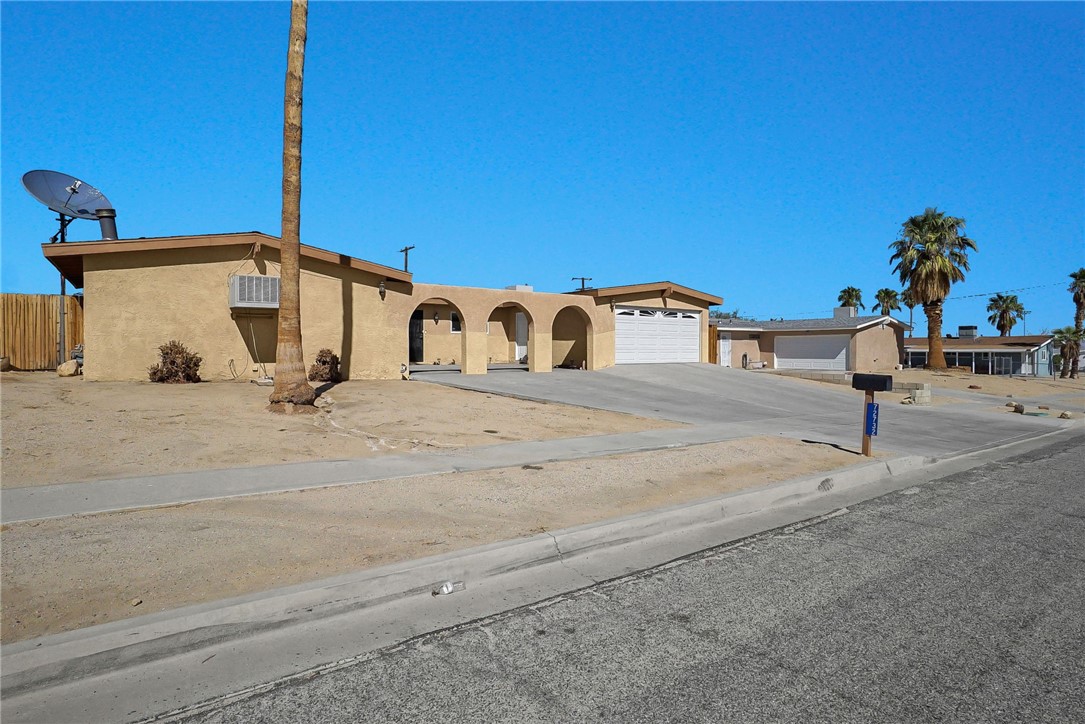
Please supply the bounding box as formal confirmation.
[21,169,119,366]
[21,169,118,242]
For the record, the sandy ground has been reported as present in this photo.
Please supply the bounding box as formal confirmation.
[776,368,1085,411]
[0,373,677,488]
[0,436,863,643]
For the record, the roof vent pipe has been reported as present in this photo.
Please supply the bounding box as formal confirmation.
[95,208,118,240]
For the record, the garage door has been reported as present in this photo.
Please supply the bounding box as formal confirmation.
[775,334,850,370]
[615,308,701,364]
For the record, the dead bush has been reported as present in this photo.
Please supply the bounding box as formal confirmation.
[148,340,202,383]
[308,348,341,382]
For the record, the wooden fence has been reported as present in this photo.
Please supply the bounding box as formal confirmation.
[0,294,84,370]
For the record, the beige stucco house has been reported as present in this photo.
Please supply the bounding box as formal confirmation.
[42,232,721,382]
[710,308,908,372]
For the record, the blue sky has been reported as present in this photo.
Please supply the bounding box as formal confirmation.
[3,1,1082,336]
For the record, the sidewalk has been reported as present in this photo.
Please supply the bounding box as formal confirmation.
[3,426,1077,724]
[2,396,1068,524]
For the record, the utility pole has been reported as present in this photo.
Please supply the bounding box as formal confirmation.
[572,276,592,291]
[399,245,415,272]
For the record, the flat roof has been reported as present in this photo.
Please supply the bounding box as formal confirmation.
[569,281,722,306]
[41,231,413,288]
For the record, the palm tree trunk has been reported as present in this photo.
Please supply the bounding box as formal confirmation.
[924,300,947,369]
[270,0,315,407]
[1073,305,1083,379]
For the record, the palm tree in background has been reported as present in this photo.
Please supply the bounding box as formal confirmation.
[1069,267,1085,378]
[270,0,316,409]
[1052,326,1082,379]
[872,288,901,316]
[986,293,1025,336]
[837,286,865,310]
[901,286,918,337]
[889,208,977,369]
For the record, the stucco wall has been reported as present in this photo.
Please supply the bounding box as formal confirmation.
[852,325,904,371]
[78,240,720,381]
[82,245,393,382]
[414,303,466,365]
[552,307,590,367]
[728,335,762,368]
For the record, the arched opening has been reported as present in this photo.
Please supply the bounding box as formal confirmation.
[485,302,533,371]
[551,305,593,369]
[407,298,467,373]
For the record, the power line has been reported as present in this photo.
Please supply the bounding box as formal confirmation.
[945,282,1062,300]
[745,281,1063,320]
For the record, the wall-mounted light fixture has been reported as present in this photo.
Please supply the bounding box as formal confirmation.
[609,299,616,311]
[378,280,386,300]
[433,311,440,324]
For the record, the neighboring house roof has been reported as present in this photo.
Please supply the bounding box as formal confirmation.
[41,231,413,288]
[710,315,909,333]
[904,336,1053,353]
[569,281,723,306]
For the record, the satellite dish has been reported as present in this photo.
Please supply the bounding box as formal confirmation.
[22,169,112,220]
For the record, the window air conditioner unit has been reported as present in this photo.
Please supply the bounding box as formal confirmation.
[229,275,280,309]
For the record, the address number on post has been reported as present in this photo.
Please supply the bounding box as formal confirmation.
[865,402,879,436]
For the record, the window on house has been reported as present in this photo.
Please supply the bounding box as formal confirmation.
[1040,348,1048,362]
[451,312,462,333]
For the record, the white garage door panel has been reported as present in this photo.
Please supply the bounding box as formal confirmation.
[615,308,701,364]
[775,334,849,370]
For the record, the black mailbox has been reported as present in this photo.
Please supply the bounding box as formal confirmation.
[852,373,893,392]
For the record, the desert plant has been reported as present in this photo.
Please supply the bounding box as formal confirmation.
[307,348,341,382]
[889,207,977,368]
[148,340,202,383]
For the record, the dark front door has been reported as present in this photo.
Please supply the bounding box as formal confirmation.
[409,310,424,364]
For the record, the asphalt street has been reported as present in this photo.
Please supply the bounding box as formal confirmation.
[180,433,1085,724]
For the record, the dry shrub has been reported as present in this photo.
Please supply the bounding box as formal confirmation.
[307,348,341,382]
[149,340,202,383]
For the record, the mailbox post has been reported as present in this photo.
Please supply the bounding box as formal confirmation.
[851,373,893,457]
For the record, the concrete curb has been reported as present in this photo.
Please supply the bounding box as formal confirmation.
[0,452,920,696]
[3,425,1077,704]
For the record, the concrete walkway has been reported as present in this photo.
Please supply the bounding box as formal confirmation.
[1,364,1071,524]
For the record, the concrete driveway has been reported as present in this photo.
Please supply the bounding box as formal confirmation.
[421,363,1069,457]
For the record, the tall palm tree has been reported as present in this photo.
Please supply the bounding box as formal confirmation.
[872,288,901,316]
[1070,267,1085,378]
[837,286,865,310]
[270,0,316,408]
[986,293,1025,336]
[901,286,918,337]
[1052,326,1082,379]
[889,208,977,369]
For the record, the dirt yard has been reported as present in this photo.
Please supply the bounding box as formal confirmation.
[891,368,1085,401]
[778,368,1085,410]
[0,372,678,488]
[0,435,863,643]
